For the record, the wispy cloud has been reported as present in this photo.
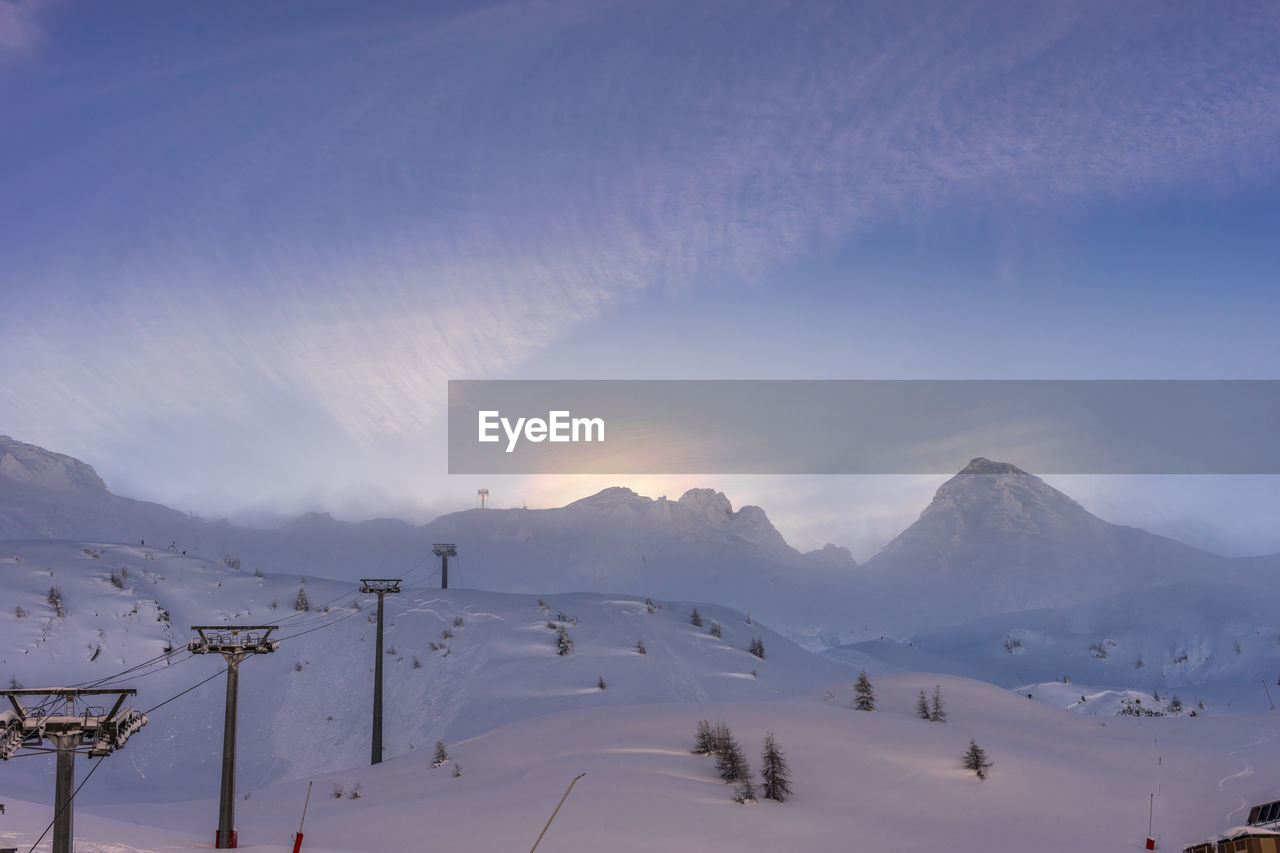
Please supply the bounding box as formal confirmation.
[1,0,1277,520]
[0,0,56,57]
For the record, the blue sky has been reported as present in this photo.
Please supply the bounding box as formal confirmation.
[2,0,1278,558]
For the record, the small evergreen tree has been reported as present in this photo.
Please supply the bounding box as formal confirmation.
[556,625,573,656]
[693,719,716,755]
[963,739,992,780]
[714,727,749,784]
[930,684,947,722]
[748,637,765,659]
[294,584,310,612]
[690,606,703,628]
[916,689,931,720]
[635,639,647,655]
[712,720,733,755]
[597,675,607,690]
[432,740,449,767]
[709,621,722,639]
[734,767,757,804]
[47,586,65,617]
[854,670,875,711]
[760,733,793,802]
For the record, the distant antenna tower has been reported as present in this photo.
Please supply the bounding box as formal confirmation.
[477,488,489,508]
[433,543,457,589]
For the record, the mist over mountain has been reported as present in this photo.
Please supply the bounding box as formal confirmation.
[3,436,1278,652]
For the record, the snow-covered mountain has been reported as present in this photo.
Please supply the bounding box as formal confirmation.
[5,440,1280,851]
[853,458,1280,636]
[0,435,858,639]
[5,436,1280,682]
[0,540,856,807]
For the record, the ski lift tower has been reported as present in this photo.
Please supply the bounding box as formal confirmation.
[1,687,147,853]
[359,579,401,765]
[477,488,489,508]
[189,625,279,849]
[433,544,457,589]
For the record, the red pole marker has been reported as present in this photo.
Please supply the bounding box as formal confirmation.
[293,780,314,853]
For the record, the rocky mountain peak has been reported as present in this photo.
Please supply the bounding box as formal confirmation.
[0,434,109,494]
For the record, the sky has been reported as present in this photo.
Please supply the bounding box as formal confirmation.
[1,0,1278,559]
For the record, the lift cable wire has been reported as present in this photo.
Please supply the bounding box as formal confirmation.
[26,755,106,853]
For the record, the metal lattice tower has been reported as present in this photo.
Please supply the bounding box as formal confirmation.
[1,687,147,853]
[432,544,457,589]
[477,488,489,508]
[359,579,401,765]
[188,625,279,849]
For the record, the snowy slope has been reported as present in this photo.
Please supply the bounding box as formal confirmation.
[834,577,1280,714]
[4,673,1279,852]
[0,540,851,807]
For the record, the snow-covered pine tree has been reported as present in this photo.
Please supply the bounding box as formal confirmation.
[294,584,310,612]
[760,733,792,802]
[712,720,732,755]
[635,639,647,655]
[690,606,703,628]
[854,670,875,711]
[714,726,749,785]
[597,675,607,690]
[556,625,573,656]
[693,719,716,755]
[46,586,65,617]
[916,689,931,720]
[432,740,449,768]
[930,684,947,722]
[709,621,722,638]
[963,739,992,779]
[734,764,757,804]
[748,637,765,659]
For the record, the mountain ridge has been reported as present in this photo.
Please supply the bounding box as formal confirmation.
[2,438,1277,646]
